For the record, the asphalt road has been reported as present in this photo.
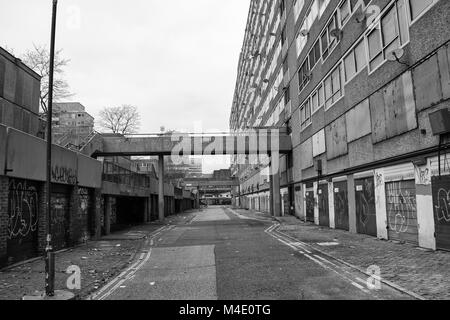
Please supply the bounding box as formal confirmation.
[94,206,412,300]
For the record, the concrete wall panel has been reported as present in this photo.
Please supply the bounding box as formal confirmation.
[346,99,371,143]
[77,154,102,189]
[326,115,347,160]
[300,138,313,170]
[0,124,6,172]
[413,55,442,112]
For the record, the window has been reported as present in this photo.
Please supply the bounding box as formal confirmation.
[318,0,331,17]
[343,39,367,81]
[320,12,338,60]
[293,0,305,21]
[300,98,311,129]
[309,40,321,70]
[367,2,410,71]
[339,0,351,25]
[311,91,319,113]
[324,65,342,108]
[298,59,310,92]
[284,86,291,105]
[279,0,286,19]
[409,0,436,21]
[296,21,308,56]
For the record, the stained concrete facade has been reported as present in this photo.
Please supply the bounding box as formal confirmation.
[230,0,450,251]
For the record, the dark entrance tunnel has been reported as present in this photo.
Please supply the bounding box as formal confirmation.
[113,197,146,231]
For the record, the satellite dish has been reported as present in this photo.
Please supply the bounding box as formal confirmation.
[330,28,343,40]
[386,48,405,62]
[300,29,309,37]
[355,11,367,23]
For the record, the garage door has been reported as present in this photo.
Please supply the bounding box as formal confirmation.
[355,177,377,237]
[318,184,329,227]
[305,191,315,223]
[7,179,39,263]
[334,181,349,231]
[432,176,450,251]
[51,186,71,251]
[386,180,419,244]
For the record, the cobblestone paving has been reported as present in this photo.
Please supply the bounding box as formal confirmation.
[233,209,450,300]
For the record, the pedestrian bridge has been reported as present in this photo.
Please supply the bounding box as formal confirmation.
[92,128,291,157]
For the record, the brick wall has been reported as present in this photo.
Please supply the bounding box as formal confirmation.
[0,176,9,263]
[37,183,48,254]
[90,189,102,240]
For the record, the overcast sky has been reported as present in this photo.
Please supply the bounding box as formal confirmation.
[0,0,250,173]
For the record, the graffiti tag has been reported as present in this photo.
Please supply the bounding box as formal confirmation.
[7,180,39,240]
[52,166,78,185]
[435,189,450,223]
[386,182,417,234]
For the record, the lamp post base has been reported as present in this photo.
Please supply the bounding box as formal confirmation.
[22,290,75,301]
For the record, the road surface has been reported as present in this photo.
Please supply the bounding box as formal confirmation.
[92,206,412,300]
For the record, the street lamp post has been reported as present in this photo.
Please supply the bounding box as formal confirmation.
[45,0,58,297]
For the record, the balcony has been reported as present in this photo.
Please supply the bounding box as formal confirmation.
[102,161,150,189]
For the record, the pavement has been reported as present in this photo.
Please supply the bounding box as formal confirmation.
[5,206,447,300]
[90,206,414,300]
[0,211,196,300]
[236,209,450,300]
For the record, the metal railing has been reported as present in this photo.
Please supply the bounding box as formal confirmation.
[102,161,151,189]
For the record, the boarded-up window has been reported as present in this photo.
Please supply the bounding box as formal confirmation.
[300,138,313,169]
[326,115,347,159]
[437,44,450,100]
[312,129,326,157]
[413,54,442,111]
[370,71,417,143]
[0,58,5,97]
[346,99,371,143]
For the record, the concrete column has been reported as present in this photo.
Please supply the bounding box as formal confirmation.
[328,182,335,229]
[313,182,319,225]
[158,155,165,222]
[269,176,274,216]
[415,163,436,250]
[374,169,388,240]
[347,175,357,234]
[270,156,281,217]
[146,196,152,222]
[105,196,112,236]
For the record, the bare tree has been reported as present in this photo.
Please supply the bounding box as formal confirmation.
[98,105,141,134]
[21,44,74,113]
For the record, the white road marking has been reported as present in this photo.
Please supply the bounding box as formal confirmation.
[89,225,173,300]
[266,223,373,296]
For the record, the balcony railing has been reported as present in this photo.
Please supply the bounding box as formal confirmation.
[102,161,151,189]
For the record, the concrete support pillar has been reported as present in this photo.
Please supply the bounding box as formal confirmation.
[158,155,165,222]
[270,155,281,217]
[105,196,112,236]
[347,175,357,234]
[374,170,388,240]
[415,162,436,250]
[146,196,151,222]
[269,175,274,216]
[313,182,319,225]
[328,182,335,229]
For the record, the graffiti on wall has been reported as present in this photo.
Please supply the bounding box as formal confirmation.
[435,188,450,223]
[7,180,39,240]
[334,186,349,230]
[415,166,431,186]
[355,178,377,236]
[52,165,77,185]
[51,193,70,250]
[386,182,417,234]
[356,179,375,228]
